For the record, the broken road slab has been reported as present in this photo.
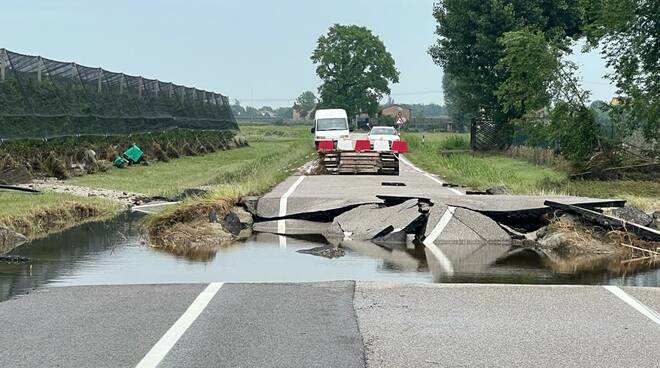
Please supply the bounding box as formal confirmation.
[329,199,424,240]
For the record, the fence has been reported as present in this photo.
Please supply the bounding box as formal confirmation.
[0,49,237,139]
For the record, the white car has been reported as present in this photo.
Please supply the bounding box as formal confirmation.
[368,126,400,143]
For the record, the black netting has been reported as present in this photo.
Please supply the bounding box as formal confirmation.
[0,48,237,139]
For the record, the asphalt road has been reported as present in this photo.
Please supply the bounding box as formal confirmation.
[1,282,659,367]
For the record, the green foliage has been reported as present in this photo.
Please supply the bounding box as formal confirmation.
[584,0,659,143]
[429,0,585,129]
[549,103,601,168]
[294,91,317,119]
[311,24,399,118]
[496,29,561,115]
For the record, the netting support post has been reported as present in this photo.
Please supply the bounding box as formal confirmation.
[138,77,143,97]
[0,58,4,82]
[97,68,103,93]
[168,83,173,98]
[37,57,43,82]
[119,73,125,94]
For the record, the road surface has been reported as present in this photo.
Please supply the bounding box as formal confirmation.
[1,282,659,367]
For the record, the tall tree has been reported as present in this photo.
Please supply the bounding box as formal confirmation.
[311,24,399,118]
[496,28,600,167]
[294,91,317,119]
[429,0,584,135]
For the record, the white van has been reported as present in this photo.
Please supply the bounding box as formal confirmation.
[311,109,350,149]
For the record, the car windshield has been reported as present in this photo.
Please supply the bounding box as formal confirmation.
[370,127,397,135]
[317,118,348,131]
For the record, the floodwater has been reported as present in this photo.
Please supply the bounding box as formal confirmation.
[1,213,659,302]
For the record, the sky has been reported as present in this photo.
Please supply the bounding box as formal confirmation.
[2,0,616,108]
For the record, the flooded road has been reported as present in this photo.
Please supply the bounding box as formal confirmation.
[2,214,660,302]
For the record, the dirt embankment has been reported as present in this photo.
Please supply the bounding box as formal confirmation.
[146,197,256,261]
[0,201,116,255]
[516,209,660,275]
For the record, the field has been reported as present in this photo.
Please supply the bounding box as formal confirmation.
[0,125,314,250]
[403,132,660,210]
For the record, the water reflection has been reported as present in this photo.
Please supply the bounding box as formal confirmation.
[0,213,141,301]
[1,215,660,302]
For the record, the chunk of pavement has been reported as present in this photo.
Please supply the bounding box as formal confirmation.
[241,196,260,216]
[606,206,653,227]
[223,207,254,236]
[0,226,28,255]
[330,199,422,240]
[486,185,509,195]
[536,232,566,249]
[426,207,511,244]
[297,245,345,259]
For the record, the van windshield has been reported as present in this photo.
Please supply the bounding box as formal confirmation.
[317,118,348,131]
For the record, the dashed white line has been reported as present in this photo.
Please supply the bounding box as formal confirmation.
[399,155,464,195]
[277,175,305,248]
[135,282,224,368]
[604,285,660,326]
[422,206,456,276]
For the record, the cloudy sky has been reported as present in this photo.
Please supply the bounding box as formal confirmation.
[3,0,616,107]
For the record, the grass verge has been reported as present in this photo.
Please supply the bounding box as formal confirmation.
[145,126,315,256]
[403,132,660,210]
[0,191,119,245]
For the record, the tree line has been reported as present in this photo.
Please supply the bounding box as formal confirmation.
[429,0,658,168]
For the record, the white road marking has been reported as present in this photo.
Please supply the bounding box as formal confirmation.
[399,155,423,172]
[277,176,305,248]
[135,282,224,368]
[400,155,464,195]
[422,206,456,275]
[131,201,181,213]
[604,285,660,325]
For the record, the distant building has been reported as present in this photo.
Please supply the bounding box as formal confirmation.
[610,96,624,106]
[380,104,411,121]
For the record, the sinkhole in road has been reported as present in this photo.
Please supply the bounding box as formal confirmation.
[1,212,660,302]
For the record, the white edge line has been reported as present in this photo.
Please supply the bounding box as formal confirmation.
[135,282,224,368]
[277,176,306,247]
[604,285,660,325]
[422,206,456,276]
[400,155,464,196]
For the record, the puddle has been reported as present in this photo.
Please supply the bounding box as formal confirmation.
[1,213,660,302]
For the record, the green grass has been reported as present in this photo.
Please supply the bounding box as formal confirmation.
[68,125,313,196]
[146,125,315,250]
[0,191,119,241]
[238,124,311,142]
[403,132,660,210]
[69,141,310,197]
